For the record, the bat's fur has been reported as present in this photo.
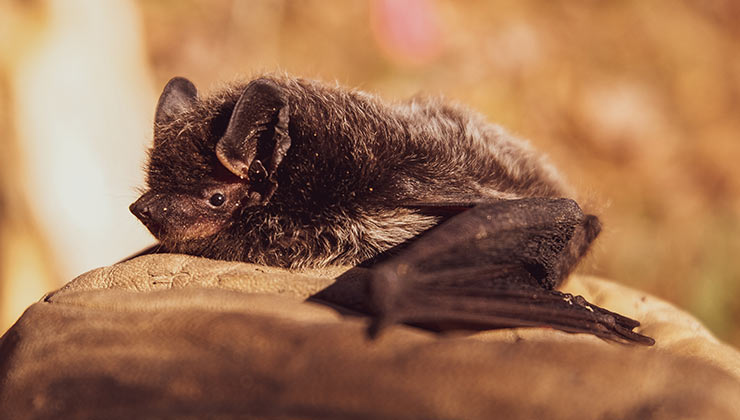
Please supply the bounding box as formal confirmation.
[135,74,569,269]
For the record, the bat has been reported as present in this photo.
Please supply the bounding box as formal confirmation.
[130,74,654,345]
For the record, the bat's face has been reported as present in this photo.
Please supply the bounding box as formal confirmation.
[130,176,248,242]
[130,77,289,248]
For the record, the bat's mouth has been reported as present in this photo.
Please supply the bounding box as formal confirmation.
[130,214,162,237]
[143,221,164,237]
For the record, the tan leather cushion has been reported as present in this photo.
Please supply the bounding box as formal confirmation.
[1,254,739,419]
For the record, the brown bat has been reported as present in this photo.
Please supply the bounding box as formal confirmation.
[130,75,654,345]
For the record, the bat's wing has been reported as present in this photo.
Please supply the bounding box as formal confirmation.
[370,198,654,345]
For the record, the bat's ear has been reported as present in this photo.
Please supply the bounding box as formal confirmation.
[155,77,198,125]
[216,78,290,180]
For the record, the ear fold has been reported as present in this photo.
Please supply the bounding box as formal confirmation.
[155,77,198,125]
[216,78,291,182]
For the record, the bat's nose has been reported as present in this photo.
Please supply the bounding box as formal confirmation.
[129,198,152,222]
[130,193,165,236]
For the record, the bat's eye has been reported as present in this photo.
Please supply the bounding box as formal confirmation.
[209,193,226,207]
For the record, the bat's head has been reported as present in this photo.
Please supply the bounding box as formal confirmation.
[130,76,291,246]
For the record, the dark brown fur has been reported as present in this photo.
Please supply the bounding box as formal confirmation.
[132,74,566,269]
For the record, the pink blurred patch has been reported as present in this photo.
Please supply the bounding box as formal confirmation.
[370,0,443,67]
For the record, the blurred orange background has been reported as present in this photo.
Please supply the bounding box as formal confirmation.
[1,0,739,347]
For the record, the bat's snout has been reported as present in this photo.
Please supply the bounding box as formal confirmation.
[129,198,153,223]
[130,195,165,237]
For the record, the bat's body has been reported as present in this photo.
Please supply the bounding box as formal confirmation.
[131,74,654,345]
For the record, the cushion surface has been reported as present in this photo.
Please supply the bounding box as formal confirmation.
[1,254,739,419]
